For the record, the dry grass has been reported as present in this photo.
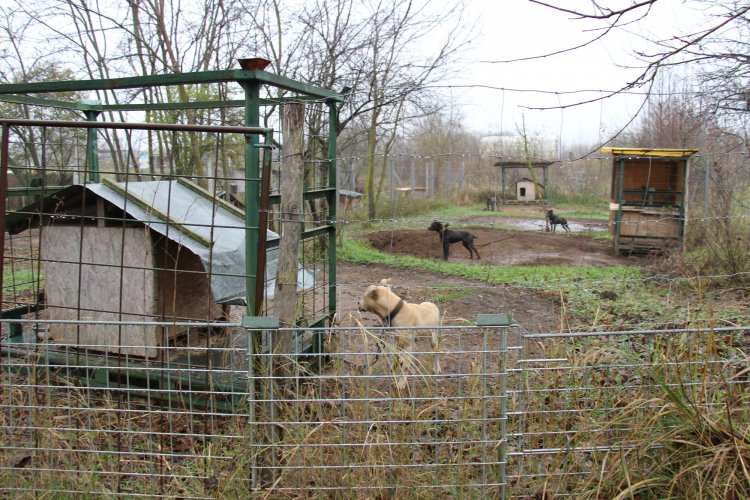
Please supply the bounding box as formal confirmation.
[1,322,747,498]
[522,327,750,499]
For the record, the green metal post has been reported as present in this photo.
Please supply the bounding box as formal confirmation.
[83,109,100,182]
[242,80,261,316]
[327,102,338,319]
[242,315,279,488]
[0,125,9,336]
[498,319,508,500]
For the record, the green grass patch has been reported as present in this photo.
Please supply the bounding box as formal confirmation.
[339,237,730,328]
[3,264,42,295]
[339,238,638,289]
[423,203,490,220]
[423,282,475,305]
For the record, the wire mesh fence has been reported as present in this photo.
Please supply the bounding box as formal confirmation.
[2,319,747,497]
[1,318,512,497]
[0,100,748,498]
[510,325,750,498]
[0,118,337,335]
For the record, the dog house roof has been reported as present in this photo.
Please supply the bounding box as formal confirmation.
[5,179,314,305]
[601,147,699,158]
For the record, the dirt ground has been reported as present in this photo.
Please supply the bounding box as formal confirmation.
[335,212,638,334]
[335,260,560,334]
[365,226,627,266]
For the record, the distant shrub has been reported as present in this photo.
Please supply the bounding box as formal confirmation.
[345,195,449,221]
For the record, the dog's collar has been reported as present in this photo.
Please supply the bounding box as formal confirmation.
[383,298,405,326]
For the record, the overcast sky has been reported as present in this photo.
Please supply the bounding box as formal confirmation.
[447,0,706,147]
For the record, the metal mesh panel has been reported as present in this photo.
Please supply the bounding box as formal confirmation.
[1,321,512,497]
[2,321,748,497]
[507,326,750,497]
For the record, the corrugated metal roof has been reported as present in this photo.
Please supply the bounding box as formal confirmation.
[339,189,362,197]
[8,179,315,305]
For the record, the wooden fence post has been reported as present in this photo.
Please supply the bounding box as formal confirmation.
[274,101,305,373]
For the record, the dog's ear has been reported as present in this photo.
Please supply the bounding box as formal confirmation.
[367,288,379,301]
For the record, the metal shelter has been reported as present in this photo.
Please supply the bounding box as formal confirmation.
[0,59,345,323]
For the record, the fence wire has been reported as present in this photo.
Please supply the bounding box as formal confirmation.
[2,320,747,498]
[2,121,749,497]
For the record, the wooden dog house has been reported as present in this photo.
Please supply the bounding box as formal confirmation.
[515,178,537,202]
[602,147,698,254]
[5,179,314,358]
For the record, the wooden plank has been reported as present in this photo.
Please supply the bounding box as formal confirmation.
[619,209,681,239]
[275,102,306,359]
[155,237,224,339]
[602,147,698,158]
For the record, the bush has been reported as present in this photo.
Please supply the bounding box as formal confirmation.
[346,195,450,221]
[687,215,750,280]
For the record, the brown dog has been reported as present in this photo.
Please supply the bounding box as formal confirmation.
[358,279,441,389]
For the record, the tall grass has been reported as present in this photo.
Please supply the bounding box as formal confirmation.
[1,327,508,498]
[514,325,749,499]
[5,324,745,497]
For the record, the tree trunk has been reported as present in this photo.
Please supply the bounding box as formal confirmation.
[365,109,379,220]
[274,101,305,372]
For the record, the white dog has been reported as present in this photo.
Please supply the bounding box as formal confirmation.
[358,279,441,389]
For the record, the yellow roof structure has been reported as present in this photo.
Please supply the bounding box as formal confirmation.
[601,147,699,158]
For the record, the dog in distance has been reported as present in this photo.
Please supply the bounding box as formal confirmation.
[427,220,481,260]
[546,209,570,233]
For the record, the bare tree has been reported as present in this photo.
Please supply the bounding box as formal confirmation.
[1,0,470,206]
[1,0,252,181]
[618,74,706,148]
[243,0,472,220]
[0,7,85,184]
[120,0,249,182]
[407,109,481,197]
[352,0,470,219]
[524,1,750,120]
